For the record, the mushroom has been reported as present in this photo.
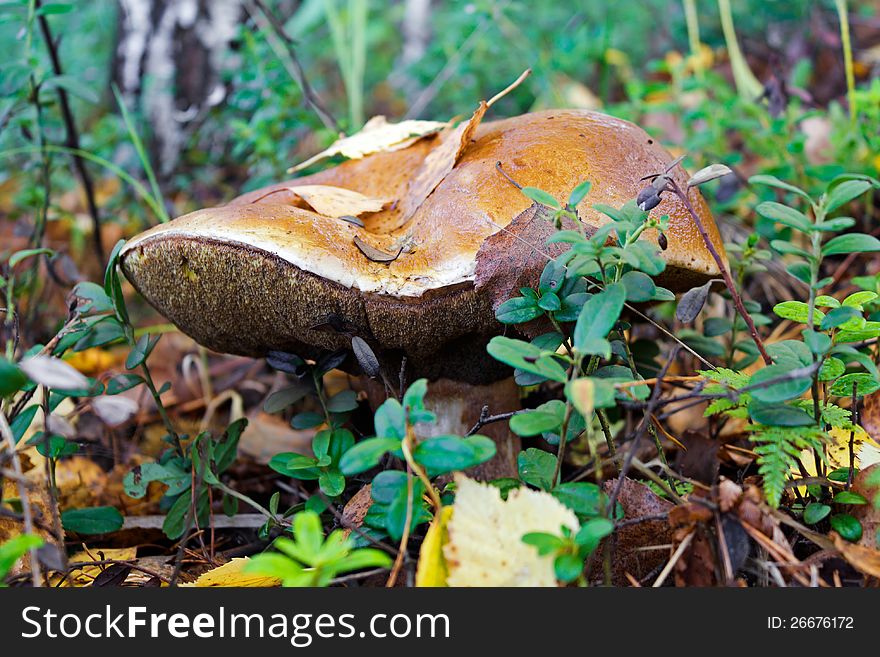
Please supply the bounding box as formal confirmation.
[120,109,725,479]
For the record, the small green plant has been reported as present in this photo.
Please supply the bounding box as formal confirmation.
[245,510,391,587]
[523,517,614,585]
[0,534,43,586]
[703,173,880,515]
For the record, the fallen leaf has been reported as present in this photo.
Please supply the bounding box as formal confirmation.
[794,426,880,491]
[353,235,402,263]
[443,474,578,587]
[851,464,880,549]
[591,478,674,585]
[396,101,488,228]
[237,412,313,465]
[395,69,531,229]
[182,557,281,587]
[416,505,453,587]
[832,533,880,579]
[289,115,446,172]
[54,547,137,587]
[341,484,373,538]
[276,185,392,218]
[474,203,572,337]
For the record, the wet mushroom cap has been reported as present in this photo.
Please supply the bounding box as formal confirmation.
[121,109,725,383]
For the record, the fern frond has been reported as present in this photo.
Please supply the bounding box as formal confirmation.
[748,425,827,507]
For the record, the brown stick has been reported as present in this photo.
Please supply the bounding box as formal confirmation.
[669,179,772,365]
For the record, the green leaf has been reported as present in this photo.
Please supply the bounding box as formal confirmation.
[374,398,406,439]
[0,534,44,581]
[553,553,583,583]
[773,301,823,324]
[567,181,592,207]
[552,482,605,517]
[842,291,878,309]
[339,437,401,475]
[747,402,816,426]
[291,411,324,429]
[821,234,880,257]
[833,491,868,505]
[825,180,871,212]
[574,283,625,354]
[263,382,310,413]
[756,202,812,232]
[748,365,812,403]
[487,336,568,383]
[619,271,656,302]
[318,470,346,497]
[125,334,160,370]
[509,401,566,436]
[521,187,561,209]
[522,532,564,556]
[0,359,26,397]
[517,448,557,491]
[412,434,495,475]
[575,517,614,547]
[803,503,830,524]
[61,506,124,535]
[495,296,542,324]
[105,373,144,395]
[829,373,880,398]
[748,175,812,202]
[820,306,861,330]
[327,389,359,413]
[830,514,862,542]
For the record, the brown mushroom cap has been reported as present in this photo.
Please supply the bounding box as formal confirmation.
[121,109,725,383]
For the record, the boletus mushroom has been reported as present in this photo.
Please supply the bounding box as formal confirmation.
[121,109,725,479]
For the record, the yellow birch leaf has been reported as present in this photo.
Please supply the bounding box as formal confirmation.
[289,116,446,172]
[415,505,453,587]
[183,557,281,587]
[54,547,138,587]
[443,474,578,587]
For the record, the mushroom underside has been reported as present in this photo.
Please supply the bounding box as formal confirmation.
[122,234,510,384]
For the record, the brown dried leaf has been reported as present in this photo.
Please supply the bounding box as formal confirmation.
[394,69,531,230]
[718,477,743,513]
[590,478,673,585]
[395,101,488,228]
[851,464,880,550]
[474,204,570,337]
[832,533,880,579]
[340,484,373,538]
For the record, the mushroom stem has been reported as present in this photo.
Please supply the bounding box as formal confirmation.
[359,377,521,480]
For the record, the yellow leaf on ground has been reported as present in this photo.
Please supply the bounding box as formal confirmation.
[55,546,138,587]
[443,474,578,587]
[795,426,880,487]
[183,557,281,587]
[415,505,453,587]
[289,116,446,172]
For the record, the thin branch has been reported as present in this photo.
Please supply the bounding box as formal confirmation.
[669,178,772,364]
[247,0,340,134]
[37,3,103,261]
